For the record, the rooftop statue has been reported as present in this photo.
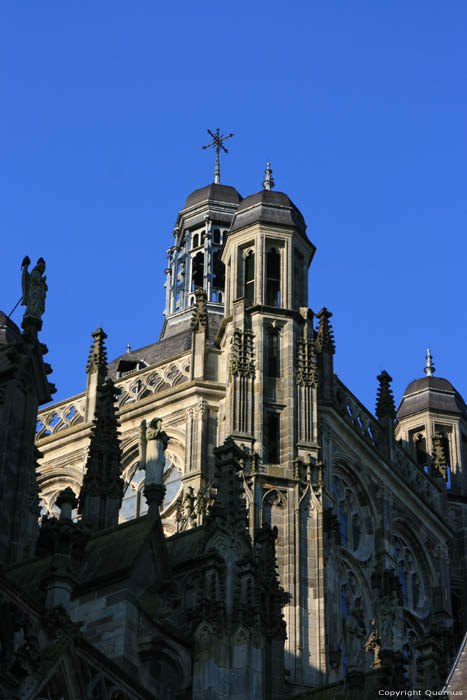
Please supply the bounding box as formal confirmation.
[21,256,47,322]
[139,417,170,486]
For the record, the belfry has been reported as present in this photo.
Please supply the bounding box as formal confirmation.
[1,141,467,698]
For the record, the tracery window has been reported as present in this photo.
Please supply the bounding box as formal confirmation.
[393,535,423,613]
[120,457,182,522]
[332,476,362,553]
[338,561,371,673]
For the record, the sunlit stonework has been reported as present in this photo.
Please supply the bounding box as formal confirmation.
[1,160,467,698]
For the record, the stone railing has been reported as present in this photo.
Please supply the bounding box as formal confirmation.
[36,354,191,439]
[334,378,443,513]
[36,393,86,439]
[392,446,442,513]
[334,379,383,453]
[115,353,190,408]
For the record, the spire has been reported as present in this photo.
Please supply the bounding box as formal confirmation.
[79,379,124,531]
[424,347,435,377]
[316,307,336,354]
[262,162,275,190]
[86,327,108,381]
[431,432,448,480]
[202,128,234,184]
[376,371,396,421]
[207,437,248,532]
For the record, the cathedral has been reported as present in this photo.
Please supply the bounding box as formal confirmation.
[1,147,466,699]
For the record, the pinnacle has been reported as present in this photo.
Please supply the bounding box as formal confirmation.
[316,307,336,354]
[86,327,108,379]
[376,370,396,421]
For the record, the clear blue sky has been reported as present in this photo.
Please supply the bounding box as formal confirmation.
[1,1,466,413]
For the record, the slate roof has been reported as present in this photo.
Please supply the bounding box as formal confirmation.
[107,311,223,380]
[397,376,467,419]
[183,183,242,210]
[229,189,309,239]
[0,310,21,344]
[4,516,155,600]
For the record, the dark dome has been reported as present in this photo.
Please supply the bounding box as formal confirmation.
[183,184,242,210]
[0,311,21,344]
[397,375,467,419]
[229,189,307,236]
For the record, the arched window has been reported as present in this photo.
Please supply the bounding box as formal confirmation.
[332,476,362,553]
[267,329,280,378]
[192,233,199,249]
[244,250,255,305]
[192,251,204,290]
[393,535,423,612]
[266,247,281,307]
[213,228,221,244]
[120,457,182,522]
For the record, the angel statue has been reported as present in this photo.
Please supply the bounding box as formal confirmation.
[21,256,48,322]
[138,418,170,486]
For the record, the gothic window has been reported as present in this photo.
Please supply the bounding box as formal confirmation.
[244,250,255,305]
[266,247,281,307]
[120,457,182,521]
[213,228,222,244]
[192,251,204,289]
[338,562,371,674]
[192,233,199,249]
[393,535,423,613]
[267,329,280,378]
[265,412,280,463]
[332,476,362,553]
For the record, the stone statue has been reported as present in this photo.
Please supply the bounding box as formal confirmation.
[138,418,169,486]
[344,606,366,671]
[21,256,48,322]
[376,591,405,652]
[375,594,393,650]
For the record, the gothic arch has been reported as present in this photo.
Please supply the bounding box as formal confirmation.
[332,460,376,561]
[392,519,433,619]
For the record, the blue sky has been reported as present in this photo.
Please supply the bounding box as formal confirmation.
[1,1,466,412]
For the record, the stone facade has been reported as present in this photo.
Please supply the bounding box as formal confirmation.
[1,175,467,699]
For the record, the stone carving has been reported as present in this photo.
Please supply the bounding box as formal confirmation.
[190,287,208,332]
[344,606,366,671]
[296,337,317,387]
[139,418,169,486]
[229,328,255,380]
[21,256,47,322]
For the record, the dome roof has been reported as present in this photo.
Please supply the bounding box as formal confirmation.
[183,183,242,210]
[229,189,307,237]
[0,311,21,345]
[397,375,467,419]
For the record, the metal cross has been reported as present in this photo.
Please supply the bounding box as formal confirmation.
[202,128,233,184]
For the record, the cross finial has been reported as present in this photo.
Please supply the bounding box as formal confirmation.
[263,162,275,190]
[424,347,435,376]
[202,128,233,184]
